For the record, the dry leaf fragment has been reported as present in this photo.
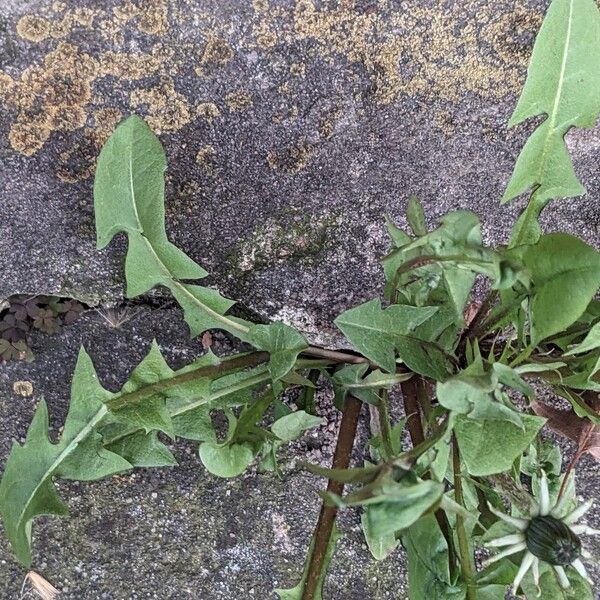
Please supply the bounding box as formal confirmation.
[532,398,600,462]
[20,571,59,600]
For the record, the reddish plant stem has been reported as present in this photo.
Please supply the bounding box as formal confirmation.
[457,290,498,357]
[401,378,423,446]
[400,378,459,581]
[301,346,373,366]
[301,395,363,600]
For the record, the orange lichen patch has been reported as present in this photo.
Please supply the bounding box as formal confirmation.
[55,108,123,182]
[252,0,270,12]
[318,106,343,139]
[2,33,175,155]
[131,77,192,132]
[3,43,97,155]
[196,36,234,76]
[0,72,15,99]
[17,8,98,42]
[12,380,34,397]
[488,7,543,64]
[288,0,540,105]
[138,1,168,34]
[48,105,87,130]
[252,20,278,49]
[196,102,221,122]
[432,109,457,136]
[8,121,51,157]
[16,15,51,42]
[225,90,253,112]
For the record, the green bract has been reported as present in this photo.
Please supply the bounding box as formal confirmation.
[2,0,600,598]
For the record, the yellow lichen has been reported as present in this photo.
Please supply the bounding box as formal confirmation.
[3,0,541,162]
[225,91,253,112]
[4,43,97,155]
[8,121,51,157]
[196,144,216,175]
[290,62,306,77]
[98,50,163,80]
[267,139,315,174]
[16,15,51,42]
[93,108,124,144]
[196,35,234,76]
[138,1,168,34]
[252,20,278,49]
[252,0,270,12]
[12,381,34,397]
[196,102,221,122]
[131,77,192,132]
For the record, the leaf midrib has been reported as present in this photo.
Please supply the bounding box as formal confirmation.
[15,405,108,537]
[125,146,248,335]
[534,0,575,185]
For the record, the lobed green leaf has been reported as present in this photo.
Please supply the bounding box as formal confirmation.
[504,0,600,245]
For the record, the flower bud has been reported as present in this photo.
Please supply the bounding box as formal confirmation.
[525,515,581,566]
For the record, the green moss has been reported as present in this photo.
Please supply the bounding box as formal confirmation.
[227,210,340,276]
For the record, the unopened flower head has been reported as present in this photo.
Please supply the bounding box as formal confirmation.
[483,472,598,594]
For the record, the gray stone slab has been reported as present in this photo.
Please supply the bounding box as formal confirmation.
[1,0,599,344]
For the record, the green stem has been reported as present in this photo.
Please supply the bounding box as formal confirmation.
[345,373,411,390]
[106,351,270,411]
[400,379,458,580]
[103,357,332,446]
[378,388,395,459]
[453,437,477,600]
[301,369,321,414]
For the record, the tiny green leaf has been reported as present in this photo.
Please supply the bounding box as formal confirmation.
[271,411,323,442]
[362,479,444,540]
[198,442,255,478]
[407,195,427,237]
[361,512,399,561]
[248,321,309,380]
